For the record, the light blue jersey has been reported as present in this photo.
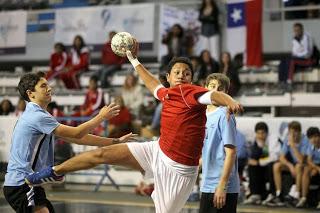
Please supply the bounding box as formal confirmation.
[4,102,59,186]
[201,107,240,194]
[281,134,310,164]
[307,145,320,164]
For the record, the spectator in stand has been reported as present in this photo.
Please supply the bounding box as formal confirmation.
[267,121,309,206]
[296,127,320,208]
[46,43,68,81]
[60,35,90,89]
[198,0,220,59]
[161,24,187,68]
[14,98,26,117]
[244,122,270,205]
[282,23,318,91]
[75,76,105,117]
[197,50,219,86]
[220,52,241,97]
[121,73,144,119]
[0,99,14,115]
[47,102,65,118]
[108,95,133,138]
[98,31,127,88]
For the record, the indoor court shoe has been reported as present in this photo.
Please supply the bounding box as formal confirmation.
[25,166,65,186]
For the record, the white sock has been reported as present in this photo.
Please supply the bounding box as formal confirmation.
[276,190,281,197]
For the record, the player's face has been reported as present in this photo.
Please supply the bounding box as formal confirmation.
[167,63,192,87]
[255,130,267,143]
[206,79,224,92]
[28,78,52,104]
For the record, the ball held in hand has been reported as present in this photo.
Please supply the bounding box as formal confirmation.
[111,32,136,57]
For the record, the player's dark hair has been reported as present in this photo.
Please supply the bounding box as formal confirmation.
[18,72,46,102]
[90,75,99,83]
[205,73,230,92]
[255,122,269,133]
[167,57,194,78]
[288,121,302,132]
[307,127,320,138]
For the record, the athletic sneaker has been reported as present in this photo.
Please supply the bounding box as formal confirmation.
[316,201,320,209]
[296,197,307,208]
[243,194,261,205]
[262,193,274,205]
[266,196,285,207]
[25,166,65,186]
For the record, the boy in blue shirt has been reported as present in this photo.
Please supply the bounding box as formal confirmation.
[269,121,309,206]
[296,127,320,208]
[199,73,240,213]
[3,72,133,213]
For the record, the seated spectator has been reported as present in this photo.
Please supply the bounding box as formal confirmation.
[46,43,68,81]
[267,121,309,206]
[14,98,26,117]
[161,24,187,68]
[73,76,105,117]
[196,50,219,86]
[47,102,65,118]
[280,23,318,90]
[220,51,241,97]
[108,95,133,138]
[190,56,201,83]
[296,127,320,208]
[0,99,14,115]
[121,73,144,119]
[97,31,126,88]
[244,122,270,204]
[60,35,90,89]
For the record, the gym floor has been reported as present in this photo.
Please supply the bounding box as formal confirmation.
[0,184,318,213]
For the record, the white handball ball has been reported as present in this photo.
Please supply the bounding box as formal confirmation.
[111,32,135,57]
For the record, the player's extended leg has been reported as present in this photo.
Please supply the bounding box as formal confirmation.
[26,143,143,185]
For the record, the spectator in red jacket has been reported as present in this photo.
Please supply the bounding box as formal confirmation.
[60,35,90,89]
[96,31,127,88]
[80,75,105,117]
[46,43,68,81]
[108,95,133,138]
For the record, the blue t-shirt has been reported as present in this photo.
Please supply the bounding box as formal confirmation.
[307,145,320,165]
[4,102,59,186]
[236,130,248,160]
[281,134,309,164]
[201,107,240,194]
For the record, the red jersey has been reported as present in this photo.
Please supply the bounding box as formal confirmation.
[50,52,68,72]
[68,47,90,71]
[82,88,105,116]
[109,107,132,126]
[101,41,126,65]
[156,84,208,166]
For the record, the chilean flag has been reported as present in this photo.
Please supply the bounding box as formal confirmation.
[226,0,263,67]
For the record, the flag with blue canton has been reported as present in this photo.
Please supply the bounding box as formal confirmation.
[227,2,246,28]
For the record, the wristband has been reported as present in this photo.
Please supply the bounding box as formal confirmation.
[130,58,141,68]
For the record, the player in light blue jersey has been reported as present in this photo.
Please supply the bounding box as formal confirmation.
[199,73,240,213]
[3,71,134,213]
[296,127,320,208]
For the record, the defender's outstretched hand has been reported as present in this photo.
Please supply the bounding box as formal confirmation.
[99,103,120,120]
[113,132,139,144]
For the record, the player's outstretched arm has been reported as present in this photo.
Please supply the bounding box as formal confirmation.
[126,50,161,95]
[53,103,120,139]
[59,132,137,146]
[210,91,243,115]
